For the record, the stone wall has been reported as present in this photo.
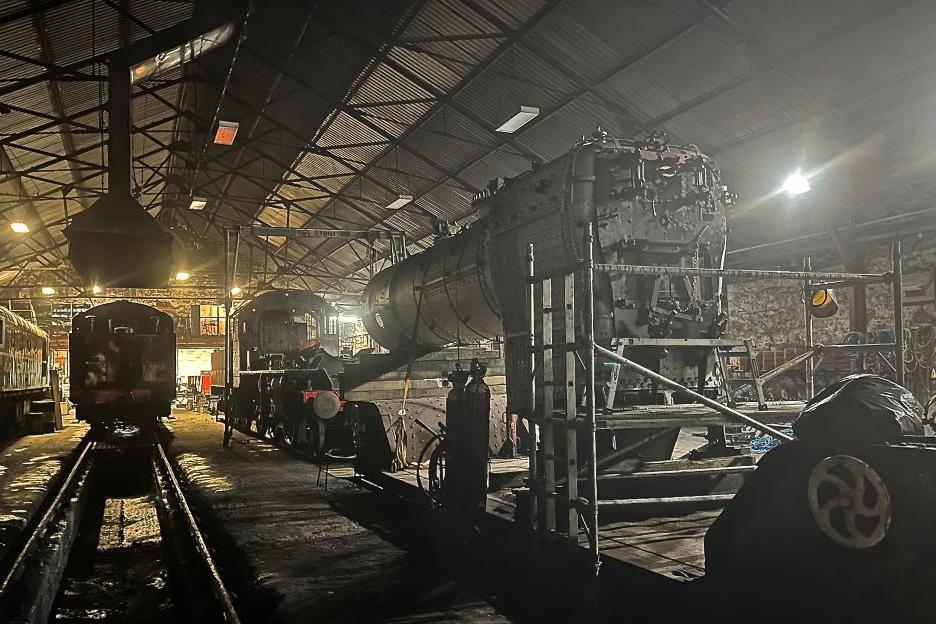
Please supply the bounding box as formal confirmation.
[727,235,936,401]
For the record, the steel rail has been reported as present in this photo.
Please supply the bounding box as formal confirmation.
[592,263,891,284]
[154,440,240,624]
[0,438,93,596]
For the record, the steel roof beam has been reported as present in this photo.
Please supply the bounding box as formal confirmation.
[238,47,474,204]
[273,0,565,282]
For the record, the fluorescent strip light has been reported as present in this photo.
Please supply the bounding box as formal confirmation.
[386,195,413,210]
[189,197,207,210]
[175,271,191,281]
[10,222,29,233]
[495,106,539,133]
[41,287,55,295]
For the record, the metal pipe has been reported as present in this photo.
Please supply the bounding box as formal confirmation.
[819,343,896,352]
[893,240,905,386]
[804,257,815,399]
[754,342,898,388]
[526,243,537,531]
[759,345,820,384]
[597,494,735,507]
[599,465,756,479]
[245,225,403,240]
[592,263,890,284]
[224,227,233,400]
[106,56,131,196]
[811,279,874,290]
[557,427,679,486]
[583,224,600,574]
[593,344,795,442]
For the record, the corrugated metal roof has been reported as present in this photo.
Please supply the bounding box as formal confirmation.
[5,0,936,291]
[406,0,499,40]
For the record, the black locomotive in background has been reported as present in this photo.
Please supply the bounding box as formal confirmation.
[69,301,176,431]
[225,290,349,452]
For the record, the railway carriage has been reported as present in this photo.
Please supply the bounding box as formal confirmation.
[0,305,49,429]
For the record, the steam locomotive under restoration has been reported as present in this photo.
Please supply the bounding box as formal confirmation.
[363,130,733,462]
[69,301,176,431]
[0,304,49,430]
[226,290,348,451]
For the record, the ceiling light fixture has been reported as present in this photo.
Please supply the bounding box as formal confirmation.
[188,196,207,210]
[41,287,55,295]
[386,195,413,210]
[230,286,242,296]
[175,271,191,281]
[781,169,811,196]
[10,222,29,233]
[92,284,102,294]
[214,120,239,145]
[495,105,539,133]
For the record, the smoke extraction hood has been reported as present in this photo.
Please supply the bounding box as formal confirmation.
[63,19,234,288]
[63,193,173,287]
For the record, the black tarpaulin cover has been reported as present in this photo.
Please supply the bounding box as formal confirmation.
[792,373,923,445]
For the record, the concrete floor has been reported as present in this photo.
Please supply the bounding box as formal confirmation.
[0,406,898,622]
[0,418,88,565]
[0,410,702,622]
[164,409,512,622]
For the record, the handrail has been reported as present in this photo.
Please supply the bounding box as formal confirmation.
[592,263,891,285]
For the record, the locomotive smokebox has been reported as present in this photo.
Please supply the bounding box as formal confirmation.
[63,193,174,288]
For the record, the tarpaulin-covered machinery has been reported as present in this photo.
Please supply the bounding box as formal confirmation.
[706,375,936,620]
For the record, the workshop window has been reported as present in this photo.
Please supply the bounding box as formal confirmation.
[199,305,226,336]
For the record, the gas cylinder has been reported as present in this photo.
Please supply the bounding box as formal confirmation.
[443,359,491,520]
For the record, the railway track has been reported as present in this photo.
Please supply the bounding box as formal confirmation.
[0,429,239,624]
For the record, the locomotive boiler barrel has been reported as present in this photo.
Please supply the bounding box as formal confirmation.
[361,222,502,351]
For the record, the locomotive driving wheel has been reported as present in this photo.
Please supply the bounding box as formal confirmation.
[807,455,892,549]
